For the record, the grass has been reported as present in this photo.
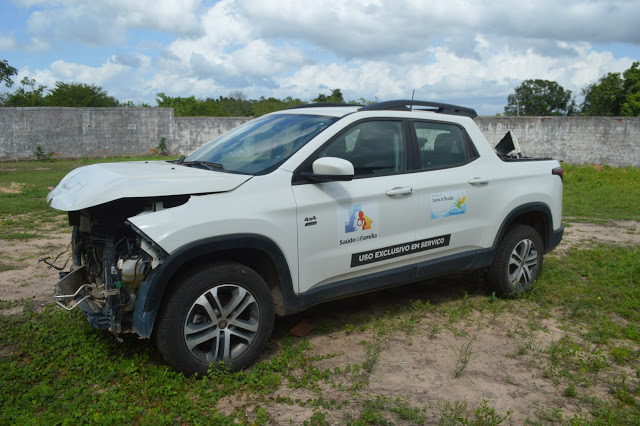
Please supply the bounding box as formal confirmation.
[0,156,171,240]
[562,163,640,220]
[0,160,639,423]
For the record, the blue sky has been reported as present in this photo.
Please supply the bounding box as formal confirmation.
[1,0,639,115]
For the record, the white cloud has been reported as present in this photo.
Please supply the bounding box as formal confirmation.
[5,0,639,113]
[21,0,203,46]
[28,58,130,88]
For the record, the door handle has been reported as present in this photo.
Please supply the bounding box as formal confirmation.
[468,177,489,186]
[385,187,413,196]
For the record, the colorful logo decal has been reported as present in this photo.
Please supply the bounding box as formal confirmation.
[345,204,373,233]
[338,202,378,246]
[431,191,467,219]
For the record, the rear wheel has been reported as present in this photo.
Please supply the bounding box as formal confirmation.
[488,225,543,296]
[156,262,274,377]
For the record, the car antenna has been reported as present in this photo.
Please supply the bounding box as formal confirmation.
[410,89,415,111]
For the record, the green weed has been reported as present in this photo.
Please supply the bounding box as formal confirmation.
[452,335,477,378]
[438,399,511,425]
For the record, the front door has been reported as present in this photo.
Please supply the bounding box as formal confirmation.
[292,120,419,294]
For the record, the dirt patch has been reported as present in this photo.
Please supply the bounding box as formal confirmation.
[0,231,70,314]
[560,219,640,250]
[0,182,24,194]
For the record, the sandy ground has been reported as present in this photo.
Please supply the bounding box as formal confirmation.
[1,219,639,423]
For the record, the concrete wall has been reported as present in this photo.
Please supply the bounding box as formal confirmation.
[474,116,640,167]
[173,116,249,155]
[1,108,639,166]
[0,107,250,160]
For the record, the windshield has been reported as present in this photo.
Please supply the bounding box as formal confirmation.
[184,113,339,175]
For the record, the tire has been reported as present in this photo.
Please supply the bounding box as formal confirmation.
[155,262,275,377]
[488,225,544,297]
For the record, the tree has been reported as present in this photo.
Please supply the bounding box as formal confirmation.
[581,62,640,116]
[44,82,119,107]
[504,79,575,116]
[620,62,640,116]
[581,72,625,116]
[250,96,304,117]
[0,59,18,88]
[3,76,47,106]
[313,88,345,104]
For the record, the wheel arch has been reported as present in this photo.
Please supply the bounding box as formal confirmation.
[132,234,298,338]
[493,203,553,253]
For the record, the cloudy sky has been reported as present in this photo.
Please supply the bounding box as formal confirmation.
[1,0,639,115]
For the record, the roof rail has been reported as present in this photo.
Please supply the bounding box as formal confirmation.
[359,100,477,118]
[287,102,363,110]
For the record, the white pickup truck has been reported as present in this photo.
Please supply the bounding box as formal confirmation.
[47,100,564,376]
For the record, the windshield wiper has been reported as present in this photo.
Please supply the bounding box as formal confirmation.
[180,161,224,171]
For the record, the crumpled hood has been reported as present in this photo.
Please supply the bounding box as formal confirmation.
[46,161,252,211]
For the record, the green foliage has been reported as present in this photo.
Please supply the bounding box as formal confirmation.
[438,400,512,425]
[153,137,168,155]
[44,81,119,107]
[452,335,477,378]
[250,95,305,116]
[156,91,305,117]
[313,88,345,104]
[347,396,426,425]
[582,62,640,116]
[563,384,577,397]
[562,164,640,221]
[33,144,54,162]
[0,59,18,88]
[504,79,575,116]
[2,76,47,107]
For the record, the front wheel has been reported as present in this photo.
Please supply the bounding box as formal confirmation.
[488,225,544,296]
[156,262,275,377]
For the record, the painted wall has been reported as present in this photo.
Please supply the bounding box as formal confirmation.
[1,107,639,166]
[474,116,640,167]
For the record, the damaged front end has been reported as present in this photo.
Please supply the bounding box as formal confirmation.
[53,197,182,335]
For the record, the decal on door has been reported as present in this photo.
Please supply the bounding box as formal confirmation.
[350,234,451,267]
[431,191,466,219]
[338,203,378,246]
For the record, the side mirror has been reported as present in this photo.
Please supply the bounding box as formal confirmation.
[305,157,354,182]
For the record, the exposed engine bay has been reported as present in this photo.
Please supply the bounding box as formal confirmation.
[54,196,187,335]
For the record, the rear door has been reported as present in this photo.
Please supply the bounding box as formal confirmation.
[411,120,495,269]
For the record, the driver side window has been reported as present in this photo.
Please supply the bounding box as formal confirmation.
[318,121,404,177]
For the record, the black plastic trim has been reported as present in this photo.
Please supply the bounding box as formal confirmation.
[288,103,363,109]
[359,100,477,118]
[548,225,564,252]
[490,203,559,254]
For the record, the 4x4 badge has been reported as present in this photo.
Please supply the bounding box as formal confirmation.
[304,216,317,226]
